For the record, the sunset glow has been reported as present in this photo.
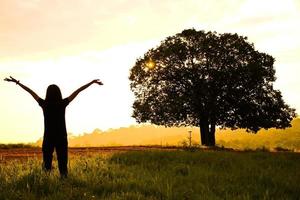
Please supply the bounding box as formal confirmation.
[1,0,299,143]
[146,59,155,70]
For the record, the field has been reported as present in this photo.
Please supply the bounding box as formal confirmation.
[0,147,300,200]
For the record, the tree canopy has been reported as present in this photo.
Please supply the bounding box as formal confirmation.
[129,29,296,146]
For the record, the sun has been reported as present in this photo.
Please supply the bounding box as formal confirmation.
[146,59,155,69]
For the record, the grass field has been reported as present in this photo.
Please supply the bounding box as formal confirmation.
[0,148,299,200]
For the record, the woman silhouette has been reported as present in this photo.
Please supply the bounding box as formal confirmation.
[4,76,103,177]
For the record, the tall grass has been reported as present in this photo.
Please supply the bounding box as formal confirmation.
[0,150,299,199]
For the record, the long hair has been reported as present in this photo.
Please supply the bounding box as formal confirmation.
[45,84,62,103]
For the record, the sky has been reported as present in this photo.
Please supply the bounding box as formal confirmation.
[0,0,299,143]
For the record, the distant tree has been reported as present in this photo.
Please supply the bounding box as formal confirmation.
[129,29,296,146]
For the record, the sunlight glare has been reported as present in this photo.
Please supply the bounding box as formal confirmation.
[146,59,155,70]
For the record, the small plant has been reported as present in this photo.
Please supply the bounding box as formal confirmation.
[255,146,270,152]
[179,140,199,152]
[274,146,291,152]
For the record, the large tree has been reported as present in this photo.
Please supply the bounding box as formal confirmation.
[129,29,296,146]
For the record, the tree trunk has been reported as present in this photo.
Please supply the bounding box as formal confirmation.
[199,117,216,146]
[208,122,216,146]
[200,117,208,146]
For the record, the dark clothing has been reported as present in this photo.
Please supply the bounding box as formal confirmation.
[38,98,70,177]
[38,98,69,139]
[42,138,68,177]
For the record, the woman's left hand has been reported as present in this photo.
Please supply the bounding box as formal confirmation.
[4,76,19,84]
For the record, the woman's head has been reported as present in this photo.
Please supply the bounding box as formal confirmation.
[45,84,62,102]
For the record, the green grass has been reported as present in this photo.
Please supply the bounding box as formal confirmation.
[0,150,300,200]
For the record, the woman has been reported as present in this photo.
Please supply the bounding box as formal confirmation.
[4,76,103,177]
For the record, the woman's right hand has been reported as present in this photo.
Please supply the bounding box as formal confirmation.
[91,79,103,85]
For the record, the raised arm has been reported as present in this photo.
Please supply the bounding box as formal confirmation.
[67,79,103,103]
[4,76,40,101]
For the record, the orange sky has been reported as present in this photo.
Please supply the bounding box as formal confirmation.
[1,0,300,143]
